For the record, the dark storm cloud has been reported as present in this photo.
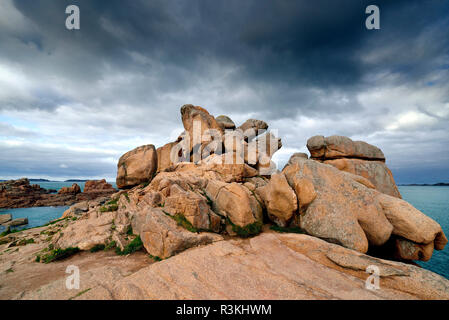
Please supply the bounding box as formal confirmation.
[1,0,449,182]
[5,0,448,114]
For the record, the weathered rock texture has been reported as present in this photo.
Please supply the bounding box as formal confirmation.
[116,145,157,189]
[3,230,449,300]
[132,208,222,259]
[307,135,401,198]
[307,135,385,160]
[3,105,445,301]
[0,178,55,208]
[82,233,449,300]
[256,173,297,227]
[142,105,282,176]
[282,158,447,260]
[110,107,447,263]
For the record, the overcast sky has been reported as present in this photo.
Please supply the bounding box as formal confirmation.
[0,0,448,183]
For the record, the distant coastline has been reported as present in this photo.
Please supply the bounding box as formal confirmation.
[1,179,448,186]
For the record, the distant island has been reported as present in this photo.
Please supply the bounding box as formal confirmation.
[0,178,53,182]
[1,179,93,183]
[399,182,449,186]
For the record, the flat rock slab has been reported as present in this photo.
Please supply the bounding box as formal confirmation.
[0,213,12,225]
[3,217,28,227]
[83,233,449,300]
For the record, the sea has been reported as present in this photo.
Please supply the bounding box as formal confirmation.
[0,183,448,279]
[399,186,449,280]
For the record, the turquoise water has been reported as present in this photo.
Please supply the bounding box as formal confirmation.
[34,181,117,192]
[0,206,69,232]
[398,186,449,279]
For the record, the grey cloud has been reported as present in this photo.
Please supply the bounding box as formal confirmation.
[0,122,35,138]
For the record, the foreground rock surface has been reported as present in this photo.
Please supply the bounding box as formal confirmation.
[0,220,151,300]
[2,229,449,300]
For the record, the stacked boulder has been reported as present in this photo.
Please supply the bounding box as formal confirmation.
[282,157,447,260]
[307,135,401,198]
[55,105,446,265]
[110,105,282,258]
[149,104,281,175]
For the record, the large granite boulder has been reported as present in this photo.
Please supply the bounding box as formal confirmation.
[307,135,400,198]
[156,141,178,172]
[256,172,297,227]
[163,184,221,232]
[116,144,157,189]
[286,152,308,166]
[211,182,263,228]
[132,207,222,259]
[307,135,385,160]
[282,158,447,261]
[180,104,224,157]
[283,159,393,253]
[52,107,446,269]
[215,115,236,130]
[378,193,448,251]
